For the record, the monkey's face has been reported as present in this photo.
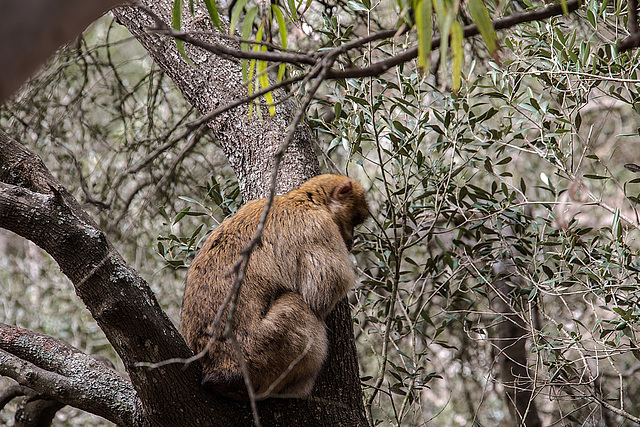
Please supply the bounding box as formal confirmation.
[333,179,368,251]
[337,202,367,251]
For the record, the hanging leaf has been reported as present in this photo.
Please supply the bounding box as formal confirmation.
[240,7,259,84]
[451,20,463,91]
[559,0,569,15]
[468,0,498,54]
[230,0,251,36]
[258,50,276,116]
[272,4,288,82]
[203,0,222,30]
[439,13,454,82]
[414,0,432,73]
[287,0,298,20]
[172,0,195,66]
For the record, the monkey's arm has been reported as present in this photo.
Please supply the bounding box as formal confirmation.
[295,222,356,319]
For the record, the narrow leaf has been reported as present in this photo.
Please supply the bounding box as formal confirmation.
[172,0,183,32]
[203,0,222,30]
[258,51,276,116]
[414,0,432,72]
[438,14,453,82]
[230,0,251,36]
[559,0,569,15]
[240,7,259,84]
[624,163,640,173]
[172,0,195,66]
[468,0,498,53]
[347,0,369,11]
[272,4,288,49]
[272,4,288,82]
[287,0,298,20]
[451,20,463,91]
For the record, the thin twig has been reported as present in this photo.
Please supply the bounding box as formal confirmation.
[186,74,306,129]
[255,338,314,400]
[230,335,261,427]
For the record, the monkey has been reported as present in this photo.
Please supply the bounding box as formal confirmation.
[179,174,368,400]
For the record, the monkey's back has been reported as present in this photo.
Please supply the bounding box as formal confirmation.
[179,174,364,398]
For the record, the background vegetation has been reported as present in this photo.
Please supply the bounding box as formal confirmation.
[2,0,640,425]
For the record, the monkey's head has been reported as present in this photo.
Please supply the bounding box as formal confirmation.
[302,174,369,250]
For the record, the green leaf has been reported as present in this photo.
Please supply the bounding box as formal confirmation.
[257,46,276,116]
[203,0,222,30]
[172,0,183,33]
[451,20,463,91]
[414,0,433,73]
[272,5,288,49]
[625,163,640,173]
[468,0,498,54]
[347,0,369,11]
[438,13,454,80]
[559,0,569,15]
[240,7,259,84]
[583,174,609,180]
[172,0,195,66]
[230,0,251,36]
[272,4,288,82]
[287,0,298,20]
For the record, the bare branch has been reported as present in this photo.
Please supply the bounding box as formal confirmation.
[144,1,579,81]
[0,384,34,410]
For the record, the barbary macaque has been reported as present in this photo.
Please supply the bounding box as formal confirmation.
[180,174,368,400]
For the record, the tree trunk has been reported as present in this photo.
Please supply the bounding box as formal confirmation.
[0,0,367,424]
[492,265,542,427]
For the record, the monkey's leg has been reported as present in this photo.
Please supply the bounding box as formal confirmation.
[242,291,328,398]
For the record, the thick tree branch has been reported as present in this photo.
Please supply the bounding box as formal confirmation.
[0,131,250,425]
[0,324,140,426]
[0,120,367,426]
[114,4,368,425]
[113,3,321,201]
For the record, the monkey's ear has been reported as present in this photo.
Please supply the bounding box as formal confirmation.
[333,180,353,202]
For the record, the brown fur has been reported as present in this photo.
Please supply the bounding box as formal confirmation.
[179,174,368,400]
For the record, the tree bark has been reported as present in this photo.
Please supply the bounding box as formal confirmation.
[0,324,138,426]
[492,265,542,427]
[112,2,320,200]
[0,127,367,425]
[113,1,367,423]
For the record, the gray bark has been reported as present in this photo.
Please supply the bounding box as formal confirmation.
[112,2,320,200]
